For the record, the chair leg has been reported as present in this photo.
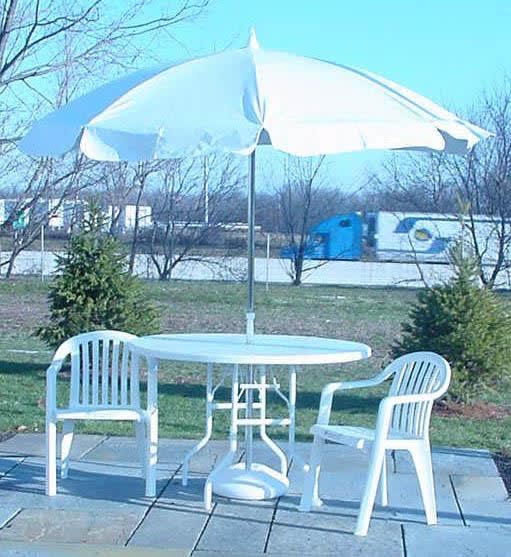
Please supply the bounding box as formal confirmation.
[355,441,386,536]
[299,435,324,512]
[409,442,437,525]
[134,420,146,478]
[379,450,388,507]
[60,420,75,479]
[46,417,57,496]
[145,409,158,497]
[204,474,213,511]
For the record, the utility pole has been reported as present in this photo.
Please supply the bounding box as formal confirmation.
[266,233,271,291]
[203,157,209,226]
[40,224,45,282]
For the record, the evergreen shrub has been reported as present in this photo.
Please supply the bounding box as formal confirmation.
[393,244,511,402]
[37,204,160,348]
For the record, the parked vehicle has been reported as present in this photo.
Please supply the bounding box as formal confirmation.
[281,211,510,264]
[280,212,363,261]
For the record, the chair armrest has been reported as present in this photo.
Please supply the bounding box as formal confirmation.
[45,359,66,417]
[316,368,391,425]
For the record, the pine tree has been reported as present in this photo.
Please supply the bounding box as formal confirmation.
[393,242,511,402]
[37,203,160,348]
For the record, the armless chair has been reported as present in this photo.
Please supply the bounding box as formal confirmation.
[299,352,451,536]
[45,330,151,496]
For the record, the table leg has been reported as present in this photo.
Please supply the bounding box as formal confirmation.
[259,366,287,476]
[245,364,254,470]
[182,362,214,486]
[204,363,239,510]
[146,357,158,497]
[288,365,297,462]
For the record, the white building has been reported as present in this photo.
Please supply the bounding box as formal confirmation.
[125,204,152,230]
[47,199,65,230]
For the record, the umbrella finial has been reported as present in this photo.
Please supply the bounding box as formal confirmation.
[248,27,260,50]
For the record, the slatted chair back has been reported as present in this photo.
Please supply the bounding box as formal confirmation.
[64,331,139,409]
[387,352,450,438]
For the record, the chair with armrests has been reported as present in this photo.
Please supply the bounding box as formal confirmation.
[45,330,151,496]
[299,351,451,536]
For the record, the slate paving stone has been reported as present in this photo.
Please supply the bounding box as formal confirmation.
[192,549,302,557]
[1,434,511,555]
[127,500,209,550]
[285,450,462,526]
[460,501,511,528]
[287,463,367,501]
[394,447,500,476]
[0,541,187,557]
[167,443,240,475]
[157,472,207,508]
[128,474,210,551]
[451,474,508,501]
[0,456,23,475]
[246,440,360,475]
[0,458,157,512]
[451,474,511,527]
[0,508,21,529]
[0,433,106,459]
[382,471,463,526]
[403,523,511,557]
[286,442,378,495]
[196,499,275,552]
[0,508,141,545]
[81,436,183,466]
[268,502,403,556]
[85,437,233,475]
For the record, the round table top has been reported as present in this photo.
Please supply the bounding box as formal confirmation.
[128,333,371,366]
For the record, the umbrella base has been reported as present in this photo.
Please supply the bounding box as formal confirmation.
[212,462,289,500]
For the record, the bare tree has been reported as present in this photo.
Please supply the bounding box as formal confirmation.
[128,160,163,273]
[0,1,209,94]
[96,162,134,236]
[1,154,96,277]
[447,80,511,287]
[148,154,244,280]
[0,0,210,276]
[276,156,331,286]
[366,151,458,213]
[369,79,511,288]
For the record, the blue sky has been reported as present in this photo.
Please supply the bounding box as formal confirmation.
[145,1,511,190]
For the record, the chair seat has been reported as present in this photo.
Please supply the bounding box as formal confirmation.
[311,424,419,450]
[55,406,147,422]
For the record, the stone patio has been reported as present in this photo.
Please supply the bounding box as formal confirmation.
[0,433,509,556]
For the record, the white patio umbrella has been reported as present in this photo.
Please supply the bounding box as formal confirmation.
[19,29,491,338]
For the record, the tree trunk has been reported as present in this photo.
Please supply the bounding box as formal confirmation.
[5,245,20,278]
[293,253,304,286]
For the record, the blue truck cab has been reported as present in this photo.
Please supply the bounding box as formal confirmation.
[281,212,363,260]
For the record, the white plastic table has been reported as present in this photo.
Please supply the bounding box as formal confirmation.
[128,333,371,508]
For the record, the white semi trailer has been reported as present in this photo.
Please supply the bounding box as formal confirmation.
[373,211,510,264]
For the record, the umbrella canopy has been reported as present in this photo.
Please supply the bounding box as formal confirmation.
[19,30,492,338]
[20,30,490,160]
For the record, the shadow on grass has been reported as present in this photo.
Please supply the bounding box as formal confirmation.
[157,382,381,415]
[0,360,45,375]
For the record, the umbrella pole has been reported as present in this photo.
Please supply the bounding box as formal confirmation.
[246,150,256,340]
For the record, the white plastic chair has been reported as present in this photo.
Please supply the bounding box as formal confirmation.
[299,352,451,536]
[45,330,151,496]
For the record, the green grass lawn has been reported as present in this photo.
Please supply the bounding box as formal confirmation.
[0,277,510,455]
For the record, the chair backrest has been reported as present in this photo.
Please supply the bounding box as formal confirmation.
[55,330,140,409]
[386,352,451,438]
